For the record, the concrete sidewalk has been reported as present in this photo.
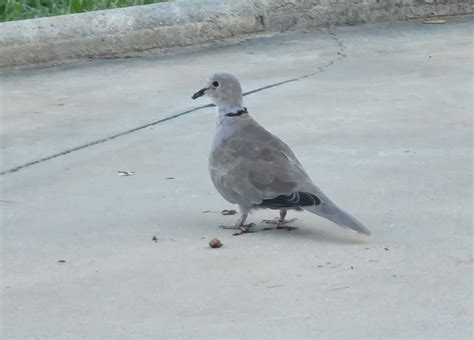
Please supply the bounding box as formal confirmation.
[1,18,472,338]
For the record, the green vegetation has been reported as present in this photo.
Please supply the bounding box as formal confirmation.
[0,0,169,22]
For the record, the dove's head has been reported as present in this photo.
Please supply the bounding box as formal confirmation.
[192,72,244,115]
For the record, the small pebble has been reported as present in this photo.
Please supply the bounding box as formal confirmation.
[209,238,223,248]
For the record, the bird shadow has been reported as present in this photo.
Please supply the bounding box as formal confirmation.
[249,223,371,245]
[198,211,372,245]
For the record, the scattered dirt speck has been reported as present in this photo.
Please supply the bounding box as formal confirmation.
[117,170,134,176]
[58,260,66,263]
[152,236,158,243]
[221,209,237,215]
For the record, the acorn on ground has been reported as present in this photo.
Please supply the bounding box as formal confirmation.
[209,238,223,248]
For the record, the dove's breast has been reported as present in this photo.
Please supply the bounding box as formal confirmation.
[208,121,239,204]
[208,117,262,205]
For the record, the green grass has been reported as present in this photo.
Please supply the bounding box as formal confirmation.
[0,0,169,22]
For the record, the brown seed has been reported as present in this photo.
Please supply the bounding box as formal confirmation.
[209,238,223,248]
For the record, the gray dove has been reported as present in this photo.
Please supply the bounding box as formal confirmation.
[192,72,370,236]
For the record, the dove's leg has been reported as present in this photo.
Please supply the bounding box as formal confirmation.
[262,209,297,227]
[262,209,298,231]
[219,210,255,233]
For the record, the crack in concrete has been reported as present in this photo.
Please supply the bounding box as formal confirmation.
[329,29,347,60]
[0,30,347,176]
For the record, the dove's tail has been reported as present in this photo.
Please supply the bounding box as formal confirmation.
[305,203,370,235]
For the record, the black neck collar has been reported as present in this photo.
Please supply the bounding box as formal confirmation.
[224,107,248,117]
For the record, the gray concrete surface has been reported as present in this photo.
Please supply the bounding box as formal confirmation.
[1,0,474,68]
[1,17,473,338]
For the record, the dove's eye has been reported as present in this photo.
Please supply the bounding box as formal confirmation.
[212,81,219,87]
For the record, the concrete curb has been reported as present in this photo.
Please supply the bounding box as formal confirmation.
[1,0,473,68]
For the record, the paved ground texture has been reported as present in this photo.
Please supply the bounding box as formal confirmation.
[1,17,472,339]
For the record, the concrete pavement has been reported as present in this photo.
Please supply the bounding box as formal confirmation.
[1,17,472,338]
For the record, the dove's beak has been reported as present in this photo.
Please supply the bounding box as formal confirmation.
[192,87,209,100]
